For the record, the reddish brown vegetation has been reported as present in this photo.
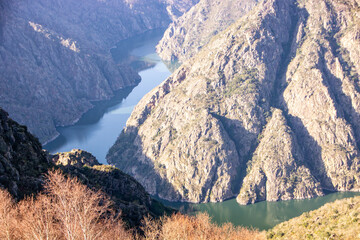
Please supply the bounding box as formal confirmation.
[0,171,264,240]
[142,213,265,240]
[0,171,132,240]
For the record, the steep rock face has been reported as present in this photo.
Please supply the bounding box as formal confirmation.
[0,0,196,143]
[237,109,323,205]
[0,108,51,199]
[108,0,294,202]
[162,0,200,20]
[279,0,360,192]
[53,149,172,227]
[109,0,360,204]
[156,0,258,62]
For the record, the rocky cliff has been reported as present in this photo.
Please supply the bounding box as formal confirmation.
[156,0,258,62]
[0,108,170,227]
[237,109,323,204]
[0,108,51,199]
[108,0,360,204]
[162,0,200,20]
[0,0,196,143]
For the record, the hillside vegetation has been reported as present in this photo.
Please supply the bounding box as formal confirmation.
[269,196,360,239]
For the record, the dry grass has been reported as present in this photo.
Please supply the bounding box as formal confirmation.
[142,213,265,240]
[268,196,360,240]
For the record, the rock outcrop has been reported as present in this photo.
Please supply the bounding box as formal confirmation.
[0,108,51,199]
[108,0,360,204]
[53,149,172,228]
[156,0,258,62]
[0,0,197,143]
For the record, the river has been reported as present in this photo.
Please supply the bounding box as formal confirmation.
[44,29,171,164]
[44,29,360,231]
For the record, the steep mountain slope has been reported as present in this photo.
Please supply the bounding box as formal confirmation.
[268,196,360,239]
[0,0,196,143]
[108,0,295,202]
[0,108,51,199]
[0,108,170,227]
[156,0,258,62]
[108,0,360,204]
[237,109,323,204]
[162,0,200,20]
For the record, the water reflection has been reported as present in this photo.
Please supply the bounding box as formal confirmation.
[44,29,172,163]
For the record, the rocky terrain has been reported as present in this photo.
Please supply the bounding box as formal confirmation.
[161,0,200,20]
[53,149,172,227]
[0,108,51,199]
[0,0,197,143]
[0,108,170,227]
[156,0,258,62]
[108,0,360,204]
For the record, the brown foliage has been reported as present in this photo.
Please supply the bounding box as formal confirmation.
[142,213,266,240]
[0,189,16,240]
[0,170,132,240]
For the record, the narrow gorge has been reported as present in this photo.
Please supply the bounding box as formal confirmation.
[0,0,197,143]
[107,0,360,204]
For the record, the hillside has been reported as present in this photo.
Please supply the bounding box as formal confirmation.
[107,0,360,204]
[0,108,169,227]
[269,196,360,239]
[0,0,196,143]
[157,0,258,62]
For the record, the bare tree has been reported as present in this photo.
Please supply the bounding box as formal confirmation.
[0,189,16,240]
[17,194,60,240]
[44,170,115,240]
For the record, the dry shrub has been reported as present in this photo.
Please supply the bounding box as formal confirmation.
[142,213,265,240]
[17,194,59,240]
[0,170,132,240]
[0,189,17,240]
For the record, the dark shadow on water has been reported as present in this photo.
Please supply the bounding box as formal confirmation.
[77,87,134,125]
[44,28,172,155]
[44,86,135,152]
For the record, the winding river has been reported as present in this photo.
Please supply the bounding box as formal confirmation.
[44,29,360,231]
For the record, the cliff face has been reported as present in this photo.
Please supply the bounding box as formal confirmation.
[161,0,200,20]
[156,0,258,62]
[0,108,170,227]
[0,0,196,143]
[0,108,51,199]
[108,0,360,204]
[237,109,323,204]
[108,0,295,202]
